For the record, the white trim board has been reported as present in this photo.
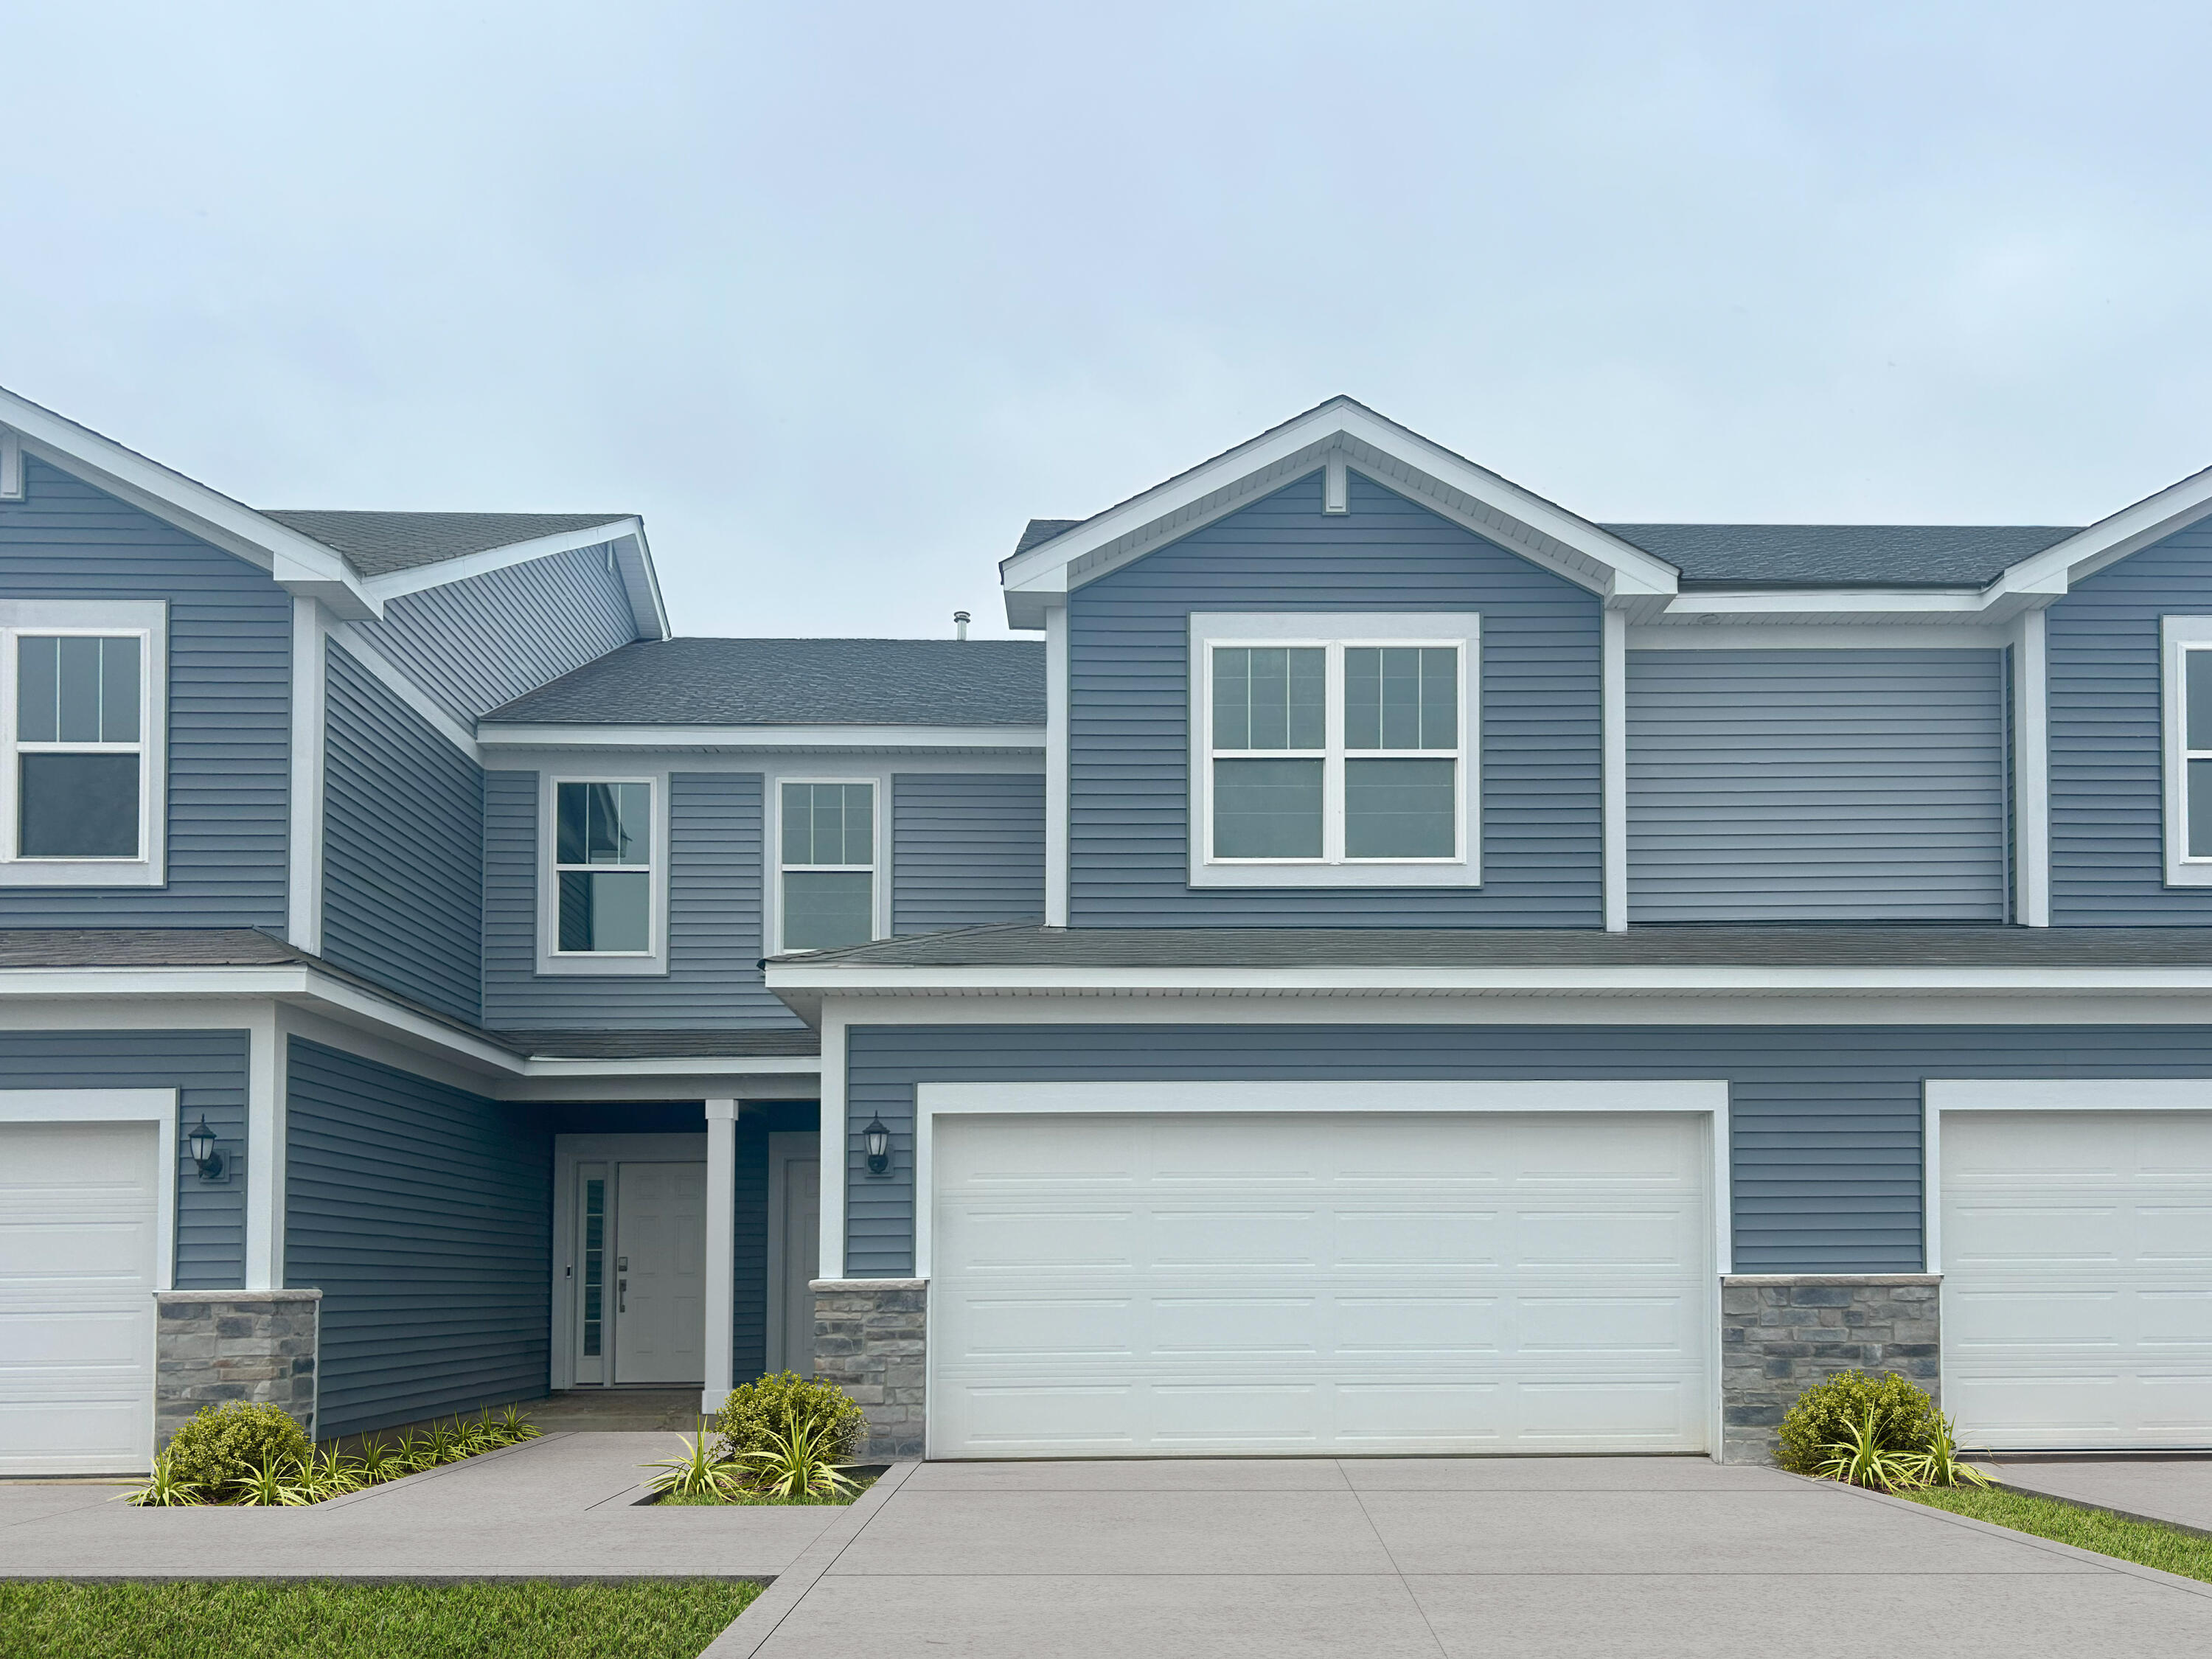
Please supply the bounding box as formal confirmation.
[0,1088,179,1290]
[287,599,328,950]
[479,723,1045,753]
[1921,1078,2212,1276]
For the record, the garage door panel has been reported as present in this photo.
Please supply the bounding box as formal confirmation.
[1942,1110,2212,1449]
[931,1110,1713,1458]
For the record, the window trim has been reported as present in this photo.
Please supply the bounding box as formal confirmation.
[535,770,669,975]
[1187,612,1481,889]
[771,773,888,953]
[2161,616,2212,887]
[0,599,167,886]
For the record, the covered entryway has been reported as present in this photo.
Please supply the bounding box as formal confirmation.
[925,1095,1718,1458]
[554,1134,708,1389]
[0,1105,170,1475]
[1938,1104,2212,1450]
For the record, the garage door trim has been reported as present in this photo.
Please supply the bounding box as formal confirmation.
[0,1089,177,1290]
[915,1078,1731,1458]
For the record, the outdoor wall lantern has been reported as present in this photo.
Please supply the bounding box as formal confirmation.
[186,1116,226,1181]
[863,1116,891,1177]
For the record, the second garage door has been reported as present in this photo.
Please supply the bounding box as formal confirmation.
[928,1110,1714,1458]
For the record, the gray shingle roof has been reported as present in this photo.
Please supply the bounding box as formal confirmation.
[483,638,1046,727]
[1600,524,2080,588]
[260,510,633,578]
[774,922,2212,970]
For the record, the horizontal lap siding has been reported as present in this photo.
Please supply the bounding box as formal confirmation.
[1628,650,2008,922]
[892,773,1046,933]
[347,542,639,726]
[283,1039,551,1436]
[0,1030,248,1288]
[0,457,288,925]
[1068,470,1602,925]
[320,644,484,1021]
[481,770,803,1029]
[2048,525,2212,922]
[841,1023,2212,1278]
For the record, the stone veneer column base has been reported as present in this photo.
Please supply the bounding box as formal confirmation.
[811,1279,925,1458]
[1720,1274,1940,1465]
[154,1289,321,1447]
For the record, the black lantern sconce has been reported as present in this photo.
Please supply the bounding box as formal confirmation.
[863,1115,891,1177]
[186,1116,226,1181]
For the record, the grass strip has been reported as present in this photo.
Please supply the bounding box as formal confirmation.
[1905,1486,2212,1585]
[0,1576,761,1659]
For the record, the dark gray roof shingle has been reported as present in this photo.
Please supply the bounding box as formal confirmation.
[260,510,633,578]
[483,638,1045,727]
[1599,524,2080,588]
[774,922,2212,970]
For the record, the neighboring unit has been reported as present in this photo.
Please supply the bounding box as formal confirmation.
[1,390,2208,1474]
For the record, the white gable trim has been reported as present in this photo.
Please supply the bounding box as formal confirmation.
[999,398,1680,627]
[2000,462,2212,592]
[364,522,667,641]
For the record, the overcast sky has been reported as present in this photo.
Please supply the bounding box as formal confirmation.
[7,2,2210,639]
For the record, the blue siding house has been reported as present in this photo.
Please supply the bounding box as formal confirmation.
[4,389,2211,1476]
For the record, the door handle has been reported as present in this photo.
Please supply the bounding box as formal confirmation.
[618,1279,627,1313]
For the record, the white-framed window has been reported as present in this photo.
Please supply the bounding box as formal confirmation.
[0,599,166,886]
[1187,612,1480,888]
[2162,616,2212,887]
[536,772,668,974]
[776,778,881,951]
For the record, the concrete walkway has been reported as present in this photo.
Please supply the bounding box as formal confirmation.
[1983,1456,2212,1535]
[0,1431,824,1580]
[714,1456,2212,1659]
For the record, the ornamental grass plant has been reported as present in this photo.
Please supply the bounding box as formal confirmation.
[121,1405,540,1508]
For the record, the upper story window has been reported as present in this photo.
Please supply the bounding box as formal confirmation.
[1188,613,1480,889]
[538,772,666,973]
[779,780,877,950]
[0,601,166,886]
[2162,617,2212,887]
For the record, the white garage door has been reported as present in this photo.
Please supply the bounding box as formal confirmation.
[0,1122,161,1475]
[929,1111,1714,1458]
[1942,1110,2212,1450]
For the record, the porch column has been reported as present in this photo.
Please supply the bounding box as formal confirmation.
[702,1099,737,1413]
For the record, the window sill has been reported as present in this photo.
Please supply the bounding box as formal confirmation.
[0,859,164,887]
[2163,860,2212,888]
[534,953,669,978]
[1188,860,1482,888]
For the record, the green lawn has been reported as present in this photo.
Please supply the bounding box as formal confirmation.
[0,1577,761,1659]
[1905,1486,2212,1585]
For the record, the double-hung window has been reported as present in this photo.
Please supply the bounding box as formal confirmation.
[553,780,654,953]
[779,780,877,950]
[1191,613,1479,888]
[2162,617,2212,886]
[1,602,165,884]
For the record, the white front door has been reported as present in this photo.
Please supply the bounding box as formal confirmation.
[929,1110,1714,1458]
[768,1133,820,1377]
[613,1161,707,1385]
[1942,1110,2212,1449]
[0,1121,161,1475]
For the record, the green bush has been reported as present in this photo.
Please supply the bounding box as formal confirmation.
[161,1402,313,1496]
[1775,1369,1940,1474]
[710,1373,866,1464]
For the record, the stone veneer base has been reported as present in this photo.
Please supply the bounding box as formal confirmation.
[811,1278,926,1459]
[1720,1273,1940,1465]
[154,1289,321,1447]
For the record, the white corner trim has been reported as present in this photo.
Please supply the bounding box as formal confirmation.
[2013,610,2049,925]
[1044,605,1069,926]
[1602,608,1627,932]
[0,1088,178,1290]
[244,1006,281,1290]
[324,625,481,762]
[361,519,641,601]
[0,426,21,500]
[905,1077,1731,1283]
[703,1100,739,1410]
[477,722,1044,752]
[288,599,327,951]
[1921,1077,2212,1274]
[818,1009,848,1280]
[2160,616,2212,888]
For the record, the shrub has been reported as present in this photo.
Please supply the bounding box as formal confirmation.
[1775,1369,1939,1475]
[161,1402,313,1497]
[711,1373,866,1464]
[736,1417,858,1501]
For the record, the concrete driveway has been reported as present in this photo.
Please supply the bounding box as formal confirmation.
[717,1455,2212,1658]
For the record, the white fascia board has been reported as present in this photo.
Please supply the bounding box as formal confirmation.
[2001,462,2212,591]
[999,399,1679,622]
[1628,622,2022,650]
[0,386,380,620]
[363,519,641,599]
[476,722,1045,752]
[518,1054,821,1077]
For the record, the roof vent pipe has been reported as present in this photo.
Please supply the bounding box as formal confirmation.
[953,610,970,641]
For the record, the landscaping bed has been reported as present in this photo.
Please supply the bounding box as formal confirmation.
[130,1402,542,1507]
[1905,1485,2212,1586]
[0,1578,761,1659]
[646,1466,886,1506]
